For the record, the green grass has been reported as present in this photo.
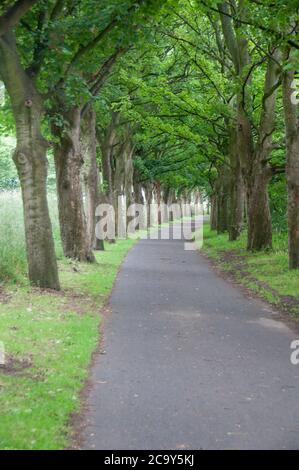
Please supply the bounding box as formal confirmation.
[0,239,135,450]
[202,224,299,316]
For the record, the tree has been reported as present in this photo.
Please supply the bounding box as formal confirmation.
[0,0,39,37]
[282,44,299,268]
[48,0,164,260]
[0,19,60,288]
[0,0,163,284]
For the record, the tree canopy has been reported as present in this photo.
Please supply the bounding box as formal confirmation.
[0,0,299,288]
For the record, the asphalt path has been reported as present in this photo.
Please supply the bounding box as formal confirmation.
[82,222,299,450]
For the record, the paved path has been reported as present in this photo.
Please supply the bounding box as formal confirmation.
[82,223,299,450]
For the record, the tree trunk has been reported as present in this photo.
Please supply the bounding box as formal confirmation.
[144,183,154,228]
[246,170,272,250]
[133,177,146,231]
[81,109,104,251]
[0,32,60,289]
[236,52,280,251]
[98,115,119,242]
[100,138,114,208]
[52,106,95,262]
[161,186,170,223]
[228,126,245,240]
[167,189,176,222]
[215,169,229,233]
[237,103,273,250]
[229,168,244,241]
[282,61,299,268]
[113,131,135,235]
[210,194,217,230]
[216,189,229,233]
[156,182,162,225]
[94,182,106,250]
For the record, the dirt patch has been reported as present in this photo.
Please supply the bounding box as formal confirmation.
[0,353,32,376]
[31,286,101,316]
[31,286,66,297]
[60,290,98,316]
[0,285,12,304]
[219,250,283,299]
[280,295,299,312]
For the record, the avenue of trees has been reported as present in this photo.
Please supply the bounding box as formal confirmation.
[0,0,298,289]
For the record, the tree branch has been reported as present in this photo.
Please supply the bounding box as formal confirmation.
[0,0,38,37]
[202,0,299,50]
[81,47,126,118]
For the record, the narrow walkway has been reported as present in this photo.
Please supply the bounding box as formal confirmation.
[82,223,299,450]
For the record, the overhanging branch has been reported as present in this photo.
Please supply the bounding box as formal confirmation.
[0,0,38,37]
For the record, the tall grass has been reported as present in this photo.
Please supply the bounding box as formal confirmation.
[0,191,26,281]
[0,190,62,283]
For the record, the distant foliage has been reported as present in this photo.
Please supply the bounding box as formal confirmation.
[269,175,288,233]
[0,191,26,281]
[0,136,57,190]
[0,191,62,282]
[0,136,19,190]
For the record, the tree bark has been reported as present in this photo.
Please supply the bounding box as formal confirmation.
[114,137,135,232]
[282,59,299,268]
[81,109,104,251]
[242,53,280,250]
[246,171,272,250]
[216,190,229,233]
[156,182,162,225]
[161,186,170,223]
[94,180,106,250]
[210,194,217,230]
[215,169,229,233]
[144,183,154,228]
[133,177,146,231]
[228,126,245,240]
[52,105,95,262]
[98,114,119,242]
[0,32,60,289]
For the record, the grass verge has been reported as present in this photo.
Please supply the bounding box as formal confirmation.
[0,239,135,450]
[202,224,299,317]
